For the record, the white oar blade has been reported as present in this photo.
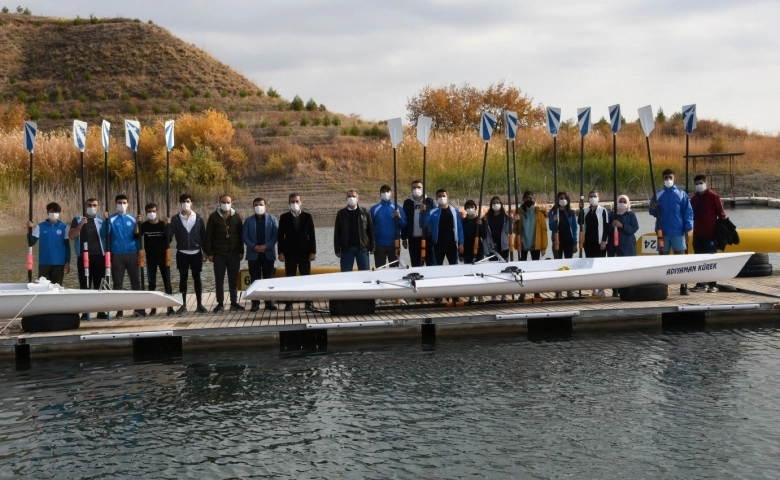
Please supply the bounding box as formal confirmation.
[504,111,518,140]
[125,119,140,152]
[479,112,497,142]
[388,117,403,148]
[165,120,175,151]
[416,115,432,146]
[73,120,87,152]
[577,107,592,137]
[23,121,37,153]
[101,120,111,152]
[638,105,655,137]
[608,104,621,134]
[682,104,697,134]
[546,107,561,137]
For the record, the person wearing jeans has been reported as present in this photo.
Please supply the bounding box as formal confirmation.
[334,190,374,272]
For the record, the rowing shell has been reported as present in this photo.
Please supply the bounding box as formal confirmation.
[244,253,751,301]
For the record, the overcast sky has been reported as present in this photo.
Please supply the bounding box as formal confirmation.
[20,0,780,133]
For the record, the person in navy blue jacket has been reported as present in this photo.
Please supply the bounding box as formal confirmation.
[608,194,639,297]
[108,194,143,318]
[27,202,71,285]
[425,189,464,265]
[242,197,279,312]
[649,169,693,295]
[370,184,407,269]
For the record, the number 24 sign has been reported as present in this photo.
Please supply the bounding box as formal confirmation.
[639,234,658,255]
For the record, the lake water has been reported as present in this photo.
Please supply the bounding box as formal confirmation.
[1,207,777,291]
[3,329,780,478]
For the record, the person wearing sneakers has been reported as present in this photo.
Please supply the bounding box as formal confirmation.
[650,169,693,295]
[401,180,436,267]
[27,202,71,286]
[370,184,408,269]
[205,194,244,313]
[334,189,374,272]
[136,203,174,316]
[243,197,279,312]
[278,193,316,312]
[608,194,639,297]
[689,174,727,293]
[168,194,208,314]
[582,190,609,296]
[69,198,108,319]
[108,194,145,318]
[548,191,578,299]
[513,191,547,300]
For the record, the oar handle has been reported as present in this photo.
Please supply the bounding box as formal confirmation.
[472,236,480,256]
[166,248,171,267]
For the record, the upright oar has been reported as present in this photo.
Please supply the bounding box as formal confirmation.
[416,115,432,265]
[23,121,37,283]
[504,111,518,261]
[682,104,697,194]
[73,120,89,287]
[101,120,112,291]
[475,112,497,263]
[125,119,144,290]
[638,105,663,251]
[545,107,561,257]
[388,118,404,261]
[577,107,591,259]
[164,120,175,270]
[608,104,622,253]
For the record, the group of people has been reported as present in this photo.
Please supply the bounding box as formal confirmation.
[25,168,726,317]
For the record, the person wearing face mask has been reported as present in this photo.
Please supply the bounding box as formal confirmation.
[69,198,108,317]
[168,194,208,314]
[513,190,548,261]
[108,194,143,318]
[548,192,578,299]
[479,195,512,262]
[582,191,609,296]
[689,174,727,293]
[278,193,316,311]
[27,202,71,286]
[370,184,408,269]
[334,189,375,272]
[401,180,436,267]
[607,195,639,297]
[461,200,484,265]
[425,189,464,266]
[205,194,244,313]
[242,197,279,312]
[649,168,693,295]
[136,203,173,315]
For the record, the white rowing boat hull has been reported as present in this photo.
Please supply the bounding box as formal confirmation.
[0,285,182,319]
[244,253,752,301]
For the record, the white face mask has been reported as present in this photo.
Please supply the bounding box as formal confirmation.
[465,208,476,216]
[663,179,674,188]
[412,188,422,198]
[617,202,628,213]
[86,207,98,216]
[146,212,157,221]
[491,203,501,211]
[181,202,192,212]
[346,197,357,207]
[220,203,231,212]
[695,183,707,193]
[559,199,568,207]
[290,203,301,212]
[381,192,392,202]
[48,212,59,221]
[588,197,598,206]
[116,203,128,214]
[254,205,265,215]
[437,196,447,206]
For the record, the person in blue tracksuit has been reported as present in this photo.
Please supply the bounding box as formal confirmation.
[242,197,279,312]
[108,194,143,318]
[370,184,407,269]
[649,168,693,295]
[27,202,71,285]
[425,189,464,265]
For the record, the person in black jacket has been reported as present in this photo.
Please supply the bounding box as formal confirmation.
[205,194,244,313]
[334,189,374,272]
[401,180,436,266]
[278,193,317,311]
[167,194,208,314]
[136,203,174,316]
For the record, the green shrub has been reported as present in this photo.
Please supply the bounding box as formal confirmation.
[189,103,197,113]
[262,153,299,178]
[128,105,139,115]
[27,105,42,120]
[22,7,29,14]
[89,109,98,117]
[220,90,229,98]
[56,89,64,102]
[290,95,304,111]
[363,125,381,136]
[169,103,180,114]
[78,94,89,102]
[229,104,236,111]
[204,91,211,98]
[148,19,153,24]
[34,92,47,102]
[65,69,74,81]
[90,15,99,24]
[73,16,83,25]
[332,117,341,126]
[97,92,107,101]
[16,90,28,103]
[340,127,349,136]
[82,70,91,80]
[279,119,289,127]
[133,18,140,22]
[267,87,280,98]
[260,120,268,128]
[237,121,246,129]
[70,107,82,118]
[1,7,8,13]
[48,110,62,120]
[299,116,310,126]
[305,98,317,111]
[120,92,130,101]
[239,90,249,98]
[256,90,264,97]
[152,104,161,114]
[312,117,322,126]
[162,91,170,99]
[140,89,150,100]
[349,125,361,136]
[182,87,194,99]
[8,75,15,84]
[319,104,327,111]
[322,115,331,126]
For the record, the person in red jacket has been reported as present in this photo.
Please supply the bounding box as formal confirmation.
[690,174,727,293]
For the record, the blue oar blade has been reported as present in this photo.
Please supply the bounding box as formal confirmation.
[682,104,697,134]
[479,112,497,142]
[608,104,621,134]
[73,120,88,152]
[165,120,175,151]
[23,121,37,153]
[546,107,561,137]
[124,119,140,151]
[577,107,592,137]
[504,111,518,140]
[101,120,111,152]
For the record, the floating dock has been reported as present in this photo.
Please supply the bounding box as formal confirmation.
[2,272,779,363]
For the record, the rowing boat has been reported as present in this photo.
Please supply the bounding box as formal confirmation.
[244,253,752,301]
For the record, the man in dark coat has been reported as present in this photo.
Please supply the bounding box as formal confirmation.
[278,193,317,311]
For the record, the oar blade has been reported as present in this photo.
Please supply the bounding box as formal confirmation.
[124,119,140,151]
[608,104,621,134]
[165,120,175,151]
[23,121,37,153]
[638,105,655,137]
[504,111,518,140]
[388,117,403,148]
[416,115,432,146]
[101,120,111,152]
[479,112,497,142]
[682,104,697,134]
[577,107,592,137]
[73,120,88,152]
[546,107,561,137]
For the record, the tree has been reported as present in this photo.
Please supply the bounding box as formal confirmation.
[2,7,9,13]
[15,5,22,13]
[305,98,317,111]
[290,95,304,111]
[656,107,666,122]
